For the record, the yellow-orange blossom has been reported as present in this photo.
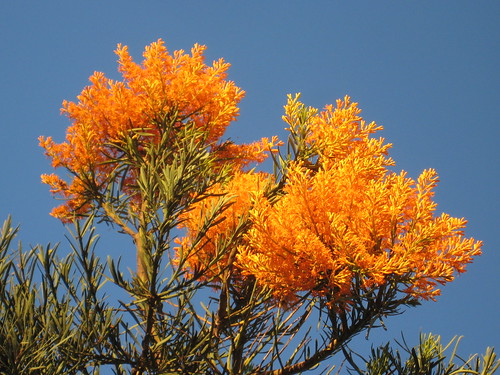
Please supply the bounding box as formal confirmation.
[238,97,480,298]
[40,39,274,221]
[41,40,482,306]
[180,95,482,304]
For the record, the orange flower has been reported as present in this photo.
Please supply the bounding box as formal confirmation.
[177,95,481,307]
[40,39,269,221]
[214,136,283,169]
[233,96,482,305]
[176,171,272,279]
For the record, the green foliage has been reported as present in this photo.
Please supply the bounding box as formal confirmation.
[343,333,499,375]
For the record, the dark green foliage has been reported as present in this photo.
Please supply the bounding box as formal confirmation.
[343,333,499,375]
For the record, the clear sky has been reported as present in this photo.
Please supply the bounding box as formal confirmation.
[1,1,498,372]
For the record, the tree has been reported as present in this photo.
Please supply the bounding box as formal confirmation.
[0,39,494,374]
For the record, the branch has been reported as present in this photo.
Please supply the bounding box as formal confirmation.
[102,202,137,238]
[252,339,339,375]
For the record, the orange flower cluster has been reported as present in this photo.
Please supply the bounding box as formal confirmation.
[181,95,482,304]
[40,39,482,307]
[238,96,481,303]
[40,39,271,221]
[176,171,272,278]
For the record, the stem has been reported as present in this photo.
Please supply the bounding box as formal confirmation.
[102,202,136,238]
[102,202,147,284]
[135,225,148,284]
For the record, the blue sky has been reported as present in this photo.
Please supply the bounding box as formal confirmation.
[1,1,498,371]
